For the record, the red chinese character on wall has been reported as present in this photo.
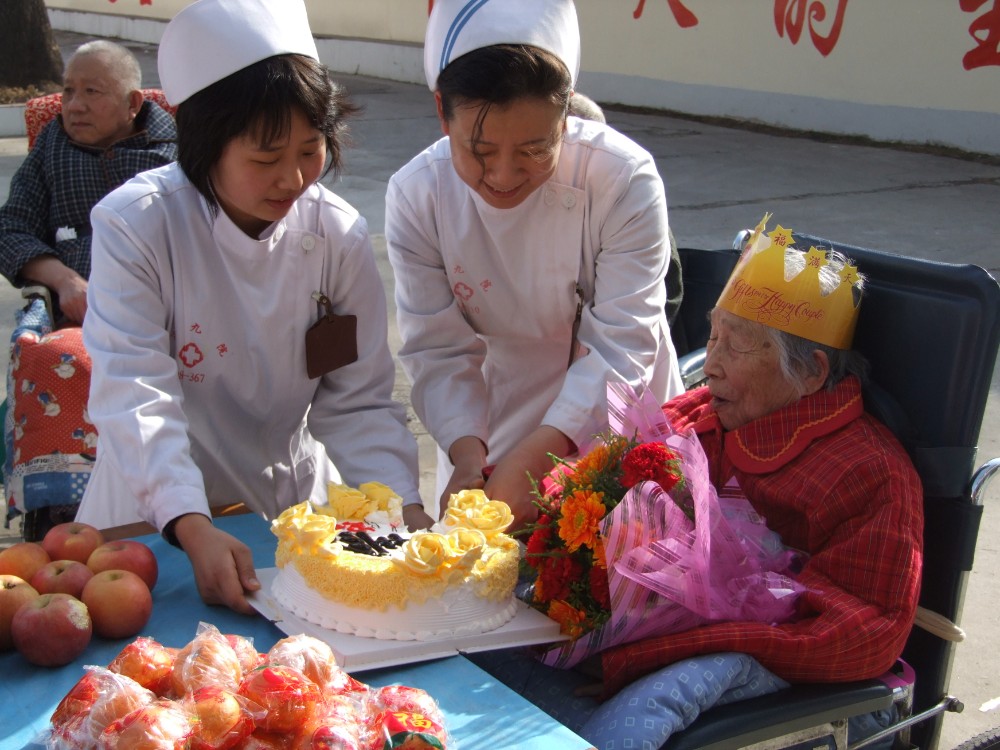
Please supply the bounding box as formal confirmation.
[774,0,849,57]
[962,0,1000,69]
[633,0,699,28]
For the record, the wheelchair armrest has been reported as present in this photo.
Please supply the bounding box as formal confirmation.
[21,285,54,323]
[662,680,894,750]
[678,347,708,390]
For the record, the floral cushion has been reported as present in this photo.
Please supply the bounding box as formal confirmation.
[4,299,95,519]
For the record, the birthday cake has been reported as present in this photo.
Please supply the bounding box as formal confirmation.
[271,484,521,641]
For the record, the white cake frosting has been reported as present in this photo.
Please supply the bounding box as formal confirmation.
[272,564,518,641]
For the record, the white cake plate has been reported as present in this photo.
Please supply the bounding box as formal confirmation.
[249,567,568,673]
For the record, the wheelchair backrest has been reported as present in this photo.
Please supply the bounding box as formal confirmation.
[671,246,740,357]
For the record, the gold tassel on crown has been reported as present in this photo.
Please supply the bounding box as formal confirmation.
[716,214,862,349]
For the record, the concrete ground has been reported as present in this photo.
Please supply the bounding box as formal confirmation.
[0,30,997,749]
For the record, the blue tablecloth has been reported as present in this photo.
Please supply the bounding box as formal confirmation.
[1,513,592,749]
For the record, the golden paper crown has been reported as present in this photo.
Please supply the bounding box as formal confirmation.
[716,215,862,349]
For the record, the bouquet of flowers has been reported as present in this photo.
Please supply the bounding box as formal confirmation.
[521,381,807,669]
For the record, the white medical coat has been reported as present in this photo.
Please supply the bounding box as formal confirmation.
[386,116,683,491]
[77,163,420,532]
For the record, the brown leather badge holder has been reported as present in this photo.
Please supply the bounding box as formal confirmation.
[306,308,358,379]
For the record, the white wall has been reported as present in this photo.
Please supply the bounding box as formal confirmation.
[44,0,1000,155]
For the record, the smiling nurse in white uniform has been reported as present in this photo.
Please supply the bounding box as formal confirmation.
[388,0,683,531]
[76,0,422,614]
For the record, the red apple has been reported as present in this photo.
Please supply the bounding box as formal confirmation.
[0,574,40,651]
[0,541,51,581]
[42,522,105,565]
[11,592,92,666]
[87,540,159,590]
[81,569,152,639]
[30,559,95,598]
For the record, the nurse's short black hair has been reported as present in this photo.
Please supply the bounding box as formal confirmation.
[175,54,359,211]
[436,44,572,121]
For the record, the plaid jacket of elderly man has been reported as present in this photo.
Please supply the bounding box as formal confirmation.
[600,375,924,697]
[0,100,176,289]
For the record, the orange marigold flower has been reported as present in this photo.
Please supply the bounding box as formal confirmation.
[548,600,588,639]
[592,536,607,569]
[574,444,613,481]
[557,490,606,552]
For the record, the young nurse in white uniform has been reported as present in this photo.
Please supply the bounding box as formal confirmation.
[389,0,683,531]
[76,0,422,614]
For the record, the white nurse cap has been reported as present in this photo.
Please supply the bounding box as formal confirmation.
[158,0,320,106]
[424,0,581,92]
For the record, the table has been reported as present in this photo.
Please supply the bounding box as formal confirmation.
[1,513,594,749]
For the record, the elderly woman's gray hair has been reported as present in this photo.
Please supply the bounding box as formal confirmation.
[769,248,870,393]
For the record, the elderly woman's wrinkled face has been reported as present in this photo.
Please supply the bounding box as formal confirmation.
[703,308,802,430]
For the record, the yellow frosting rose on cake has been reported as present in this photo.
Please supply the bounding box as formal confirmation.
[394,528,487,581]
[441,489,514,539]
[272,502,340,556]
[321,481,403,526]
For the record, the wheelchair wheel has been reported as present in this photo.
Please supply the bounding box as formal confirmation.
[952,726,1000,750]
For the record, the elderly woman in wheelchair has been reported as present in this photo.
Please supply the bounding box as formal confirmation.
[470,219,923,749]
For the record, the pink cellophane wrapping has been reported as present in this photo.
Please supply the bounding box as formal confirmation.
[538,381,807,669]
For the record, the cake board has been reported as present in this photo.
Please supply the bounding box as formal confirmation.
[249,567,567,672]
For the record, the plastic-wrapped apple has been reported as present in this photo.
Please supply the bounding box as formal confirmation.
[0,574,40,651]
[98,699,195,750]
[172,627,243,696]
[108,637,176,696]
[266,634,340,689]
[294,693,364,750]
[0,541,51,581]
[187,684,256,750]
[224,632,263,674]
[51,666,155,737]
[81,569,153,639]
[41,522,105,565]
[241,731,295,750]
[237,665,321,734]
[30,559,94,598]
[11,592,92,666]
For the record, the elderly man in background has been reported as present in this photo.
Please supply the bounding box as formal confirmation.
[0,39,177,324]
[0,40,176,542]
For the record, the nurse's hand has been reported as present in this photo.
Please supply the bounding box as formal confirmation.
[486,426,575,533]
[173,513,261,615]
[403,503,435,531]
[439,436,488,511]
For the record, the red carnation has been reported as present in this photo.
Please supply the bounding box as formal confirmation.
[525,516,554,566]
[537,555,582,603]
[589,565,611,609]
[621,443,684,493]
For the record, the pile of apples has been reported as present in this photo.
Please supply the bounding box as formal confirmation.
[0,521,158,666]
